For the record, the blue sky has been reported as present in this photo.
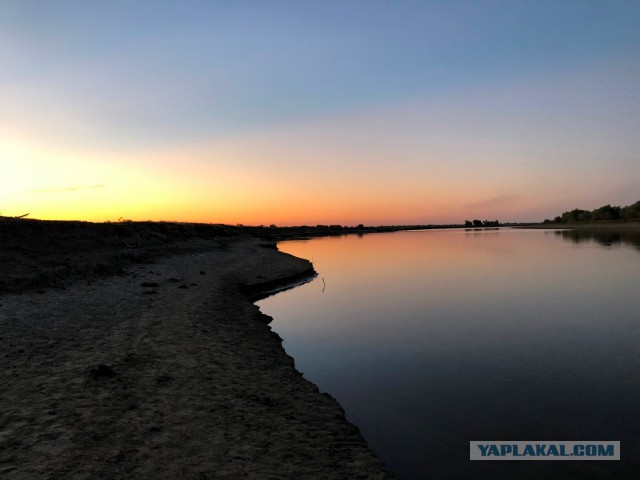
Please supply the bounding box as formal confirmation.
[2,1,639,223]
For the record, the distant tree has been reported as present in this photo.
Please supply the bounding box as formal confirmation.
[464,219,501,227]
[561,209,592,223]
[551,200,640,224]
[592,204,621,221]
[482,219,500,226]
[621,201,640,220]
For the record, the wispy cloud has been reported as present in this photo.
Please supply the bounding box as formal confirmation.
[464,194,520,209]
[34,184,106,193]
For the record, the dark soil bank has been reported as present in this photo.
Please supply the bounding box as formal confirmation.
[0,219,395,479]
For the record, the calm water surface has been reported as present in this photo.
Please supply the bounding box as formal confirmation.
[257,228,640,479]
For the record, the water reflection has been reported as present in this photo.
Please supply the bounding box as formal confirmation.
[258,228,640,480]
[554,227,640,250]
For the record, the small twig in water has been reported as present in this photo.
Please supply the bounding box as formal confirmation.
[321,277,326,293]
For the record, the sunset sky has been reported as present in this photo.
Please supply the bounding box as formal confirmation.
[2,1,639,225]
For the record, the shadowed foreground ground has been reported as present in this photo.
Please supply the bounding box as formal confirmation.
[0,229,394,479]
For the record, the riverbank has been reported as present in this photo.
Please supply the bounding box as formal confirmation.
[0,227,395,478]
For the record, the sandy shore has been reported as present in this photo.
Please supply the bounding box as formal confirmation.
[0,236,394,479]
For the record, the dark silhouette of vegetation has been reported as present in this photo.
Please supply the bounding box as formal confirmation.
[544,200,640,224]
[464,219,500,227]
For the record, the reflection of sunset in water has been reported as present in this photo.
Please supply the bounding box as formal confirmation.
[259,228,640,479]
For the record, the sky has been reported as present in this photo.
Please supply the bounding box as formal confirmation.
[2,0,639,225]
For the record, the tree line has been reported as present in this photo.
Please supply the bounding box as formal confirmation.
[544,200,640,224]
[464,219,500,227]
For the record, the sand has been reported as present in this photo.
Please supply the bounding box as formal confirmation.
[0,237,394,479]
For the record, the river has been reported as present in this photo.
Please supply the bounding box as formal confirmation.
[257,227,640,479]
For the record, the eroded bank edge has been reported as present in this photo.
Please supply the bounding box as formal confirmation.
[238,242,397,478]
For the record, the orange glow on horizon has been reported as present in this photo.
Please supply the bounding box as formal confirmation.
[1,115,564,226]
[1,137,467,225]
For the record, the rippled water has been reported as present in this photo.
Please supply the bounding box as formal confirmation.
[257,228,640,479]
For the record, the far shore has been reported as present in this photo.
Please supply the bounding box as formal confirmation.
[2,216,639,296]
